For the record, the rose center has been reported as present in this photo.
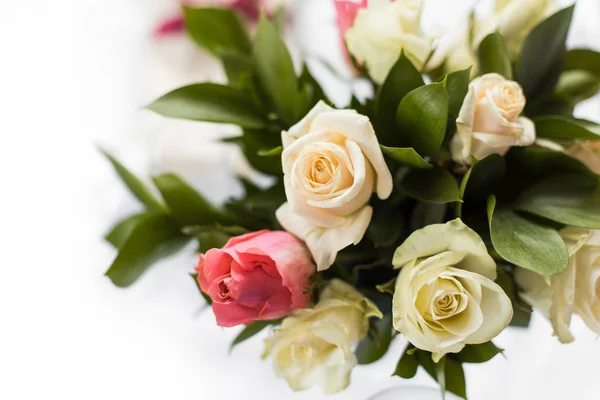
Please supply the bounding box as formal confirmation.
[217,277,234,302]
[311,157,334,184]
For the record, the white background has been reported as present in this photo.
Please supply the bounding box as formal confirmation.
[1,0,600,399]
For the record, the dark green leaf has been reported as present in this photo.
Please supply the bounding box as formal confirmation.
[355,314,394,364]
[105,213,188,287]
[153,173,227,227]
[515,174,600,229]
[409,202,447,231]
[460,154,506,203]
[298,64,327,108]
[367,198,404,247]
[505,147,594,182]
[453,342,503,364]
[496,267,533,328]
[396,81,448,155]
[445,68,471,140]
[375,52,424,144]
[230,319,281,351]
[399,167,461,203]
[105,213,147,249]
[253,15,299,126]
[393,345,419,379]
[517,6,574,100]
[196,230,231,253]
[478,33,512,79]
[231,133,283,176]
[533,116,600,140]
[380,145,432,169]
[147,83,267,128]
[554,70,600,103]
[183,224,249,237]
[222,52,254,86]
[564,48,600,77]
[488,195,569,279]
[258,146,283,157]
[100,150,164,211]
[183,7,251,57]
[190,272,212,305]
[418,352,467,400]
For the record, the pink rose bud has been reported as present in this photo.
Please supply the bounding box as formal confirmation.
[333,0,368,72]
[195,230,316,327]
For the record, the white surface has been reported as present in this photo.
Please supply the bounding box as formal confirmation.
[1,0,600,399]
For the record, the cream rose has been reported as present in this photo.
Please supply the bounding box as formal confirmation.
[569,141,600,175]
[276,101,393,271]
[344,0,431,84]
[392,219,513,362]
[450,73,536,164]
[515,227,600,343]
[264,279,382,393]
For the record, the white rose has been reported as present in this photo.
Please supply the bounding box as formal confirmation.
[276,101,393,271]
[486,0,560,58]
[345,0,431,84]
[427,0,559,74]
[515,227,600,343]
[264,279,382,393]
[451,73,536,164]
[392,219,513,362]
[569,141,600,175]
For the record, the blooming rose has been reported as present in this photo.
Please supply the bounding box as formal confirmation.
[392,219,513,362]
[344,0,431,84]
[195,230,315,327]
[427,0,559,75]
[569,141,600,175]
[264,279,382,393]
[276,101,393,271]
[450,73,536,164]
[515,227,600,343]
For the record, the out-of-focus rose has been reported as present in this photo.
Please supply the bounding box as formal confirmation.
[264,279,382,393]
[515,227,600,343]
[275,101,393,271]
[451,73,535,164]
[344,0,431,84]
[155,0,293,37]
[569,141,600,175]
[392,219,513,362]
[195,230,315,327]
[427,0,559,75]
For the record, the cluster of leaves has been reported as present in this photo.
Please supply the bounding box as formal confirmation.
[101,5,600,399]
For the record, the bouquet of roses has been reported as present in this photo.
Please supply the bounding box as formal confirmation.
[102,0,600,397]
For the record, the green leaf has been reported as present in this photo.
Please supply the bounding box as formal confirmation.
[478,33,512,79]
[105,213,147,249]
[105,213,188,287]
[515,174,600,229]
[488,195,568,279]
[399,167,461,203]
[367,198,404,247]
[153,173,227,227]
[396,81,448,155]
[393,345,419,379]
[418,352,467,400]
[232,132,283,176]
[221,52,254,86]
[100,150,164,211]
[183,7,251,58]
[380,145,432,169]
[460,154,506,202]
[505,147,594,183]
[147,84,267,128]
[375,52,424,144]
[517,6,575,100]
[495,267,533,328]
[564,48,600,77]
[298,64,327,109]
[355,314,393,365]
[554,70,600,103]
[409,202,447,231]
[533,116,600,140]
[445,68,471,140]
[190,272,212,305]
[257,146,283,157]
[230,319,280,351]
[253,15,299,126]
[453,342,503,364]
